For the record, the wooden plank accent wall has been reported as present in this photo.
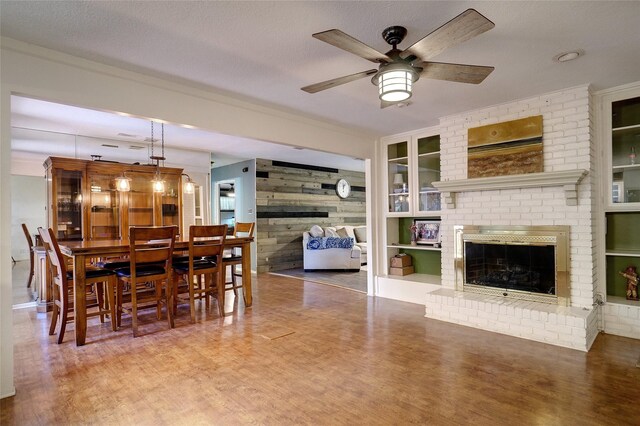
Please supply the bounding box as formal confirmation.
[256,158,366,273]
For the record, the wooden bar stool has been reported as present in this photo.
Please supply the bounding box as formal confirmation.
[222,222,255,298]
[38,227,117,344]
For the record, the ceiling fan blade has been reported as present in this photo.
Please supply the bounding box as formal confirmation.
[402,9,494,61]
[416,61,494,84]
[313,29,391,63]
[301,69,377,93]
[380,100,399,109]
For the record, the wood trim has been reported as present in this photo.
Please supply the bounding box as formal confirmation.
[432,169,588,208]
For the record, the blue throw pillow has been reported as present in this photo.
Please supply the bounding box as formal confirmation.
[306,237,353,250]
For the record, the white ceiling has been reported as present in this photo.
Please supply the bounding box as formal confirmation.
[2,1,640,159]
[10,96,366,171]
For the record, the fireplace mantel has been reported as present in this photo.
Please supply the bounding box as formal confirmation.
[432,169,588,209]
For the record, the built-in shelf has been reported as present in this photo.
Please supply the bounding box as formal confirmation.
[612,123,640,134]
[606,295,640,306]
[388,192,409,197]
[612,163,640,171]
[387,244,441,251]
[605,249,640,257]
[380,273,441,285]
[389,157,409,163]
[432,169,588,208]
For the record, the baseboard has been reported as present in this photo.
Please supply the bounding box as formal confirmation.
[304,269,361,273]
[1,387,16,399]
[13,301,36,310]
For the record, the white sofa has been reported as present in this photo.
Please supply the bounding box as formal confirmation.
[302,225,367,271]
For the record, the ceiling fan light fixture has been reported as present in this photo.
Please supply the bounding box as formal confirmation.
[374,62,420,103]
[379,70,412,102]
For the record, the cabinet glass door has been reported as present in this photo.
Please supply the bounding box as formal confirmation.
[388,141,410,213]
[128,173,154,227]
[89,174,120,239]
[611,96,640,204]
[417,135,441,213]
[161,174,180,229]
[54,170,83,241]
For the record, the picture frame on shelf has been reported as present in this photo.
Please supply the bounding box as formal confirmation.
[414,219,441,246]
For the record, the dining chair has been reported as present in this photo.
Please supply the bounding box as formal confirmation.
[38,227,117,344]
[21,223,35,288]
[222,222,255,297]
[173,225,227,322]
[115,226,176,337]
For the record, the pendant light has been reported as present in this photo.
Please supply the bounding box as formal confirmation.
[182,173,195,195]
[149,121,166,194]
[115,173,131,192]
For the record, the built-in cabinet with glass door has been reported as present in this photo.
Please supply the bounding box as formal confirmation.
[45,157,85,241]
[382,128,442,283]
[602,86,640,305]
[45,157,184,240]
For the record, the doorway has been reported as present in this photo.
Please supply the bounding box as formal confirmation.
[214,179,236,235]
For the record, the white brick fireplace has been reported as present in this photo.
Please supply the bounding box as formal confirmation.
[425,85,600,351]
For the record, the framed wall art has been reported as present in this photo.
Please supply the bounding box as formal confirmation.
[414,220,441,246]
[467,115,543,178]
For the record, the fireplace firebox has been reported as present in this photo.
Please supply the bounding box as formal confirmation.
[454,225,570,305]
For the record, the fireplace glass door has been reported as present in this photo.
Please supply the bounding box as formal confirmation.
[464,242,556,296]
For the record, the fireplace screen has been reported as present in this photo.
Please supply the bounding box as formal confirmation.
[464,242,556,295]
[455,225,569,305]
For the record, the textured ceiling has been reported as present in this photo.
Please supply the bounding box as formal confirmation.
[2,1,640,137]
[10,96,366,171]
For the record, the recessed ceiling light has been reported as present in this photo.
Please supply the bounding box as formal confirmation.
[554,50,584,63]
[117,132,138,138]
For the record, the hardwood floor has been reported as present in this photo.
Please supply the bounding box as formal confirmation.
[11,260,35,306]
[2,273,640,425]
[269,267,367,293]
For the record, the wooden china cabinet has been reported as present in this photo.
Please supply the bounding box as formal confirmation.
[45,157,183,241]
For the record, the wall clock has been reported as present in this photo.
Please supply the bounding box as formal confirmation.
[336,178,351,199]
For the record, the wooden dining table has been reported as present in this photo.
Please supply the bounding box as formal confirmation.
[59,236,254,346]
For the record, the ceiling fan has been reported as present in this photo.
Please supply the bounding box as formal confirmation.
[301,9,495,108]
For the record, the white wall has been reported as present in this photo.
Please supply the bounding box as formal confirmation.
[211,159,257,270]
[0,38,375,399]
[1,59,14,398]
[11,175,46,261]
